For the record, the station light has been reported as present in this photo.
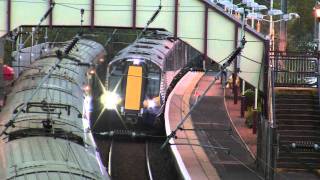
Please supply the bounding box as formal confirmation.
[99,58,104,63]
[282,13,300,21]
[83,85,90,92]
[315,3,320,19]
[143,97,160,109]
[316,9,320,18]
[101,91,121,110]
[147,100,156,109]
[268,9,283,16]
[88,68,95,75]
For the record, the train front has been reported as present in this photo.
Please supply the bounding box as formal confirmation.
[104,57,162,126]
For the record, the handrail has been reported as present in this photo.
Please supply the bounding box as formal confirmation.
[271,67,276,127]
[317,53,320,107]
[271,51,318,88]
[267,61,274,127]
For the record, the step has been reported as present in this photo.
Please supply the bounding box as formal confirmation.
[277,158,320,168]
[277,157,320,163]
[277,124,320,131]
[276,104,320,109]
[277,130,320,137]
[276,162,320,169]
[275,109,320,115]
[276,94,319,99]
[276,119,320,126]
[279,140,320,145]
[275,98,319,105]
[279,146,320,153]
[279,152,320,158]
[276,114,320,120]
[279,136,320,144]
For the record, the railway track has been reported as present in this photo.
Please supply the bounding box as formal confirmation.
[108,140,153,180]
[92,97,178,180]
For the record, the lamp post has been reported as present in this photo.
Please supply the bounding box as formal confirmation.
[314,2,320,51]
[314,2,320,107]
[247,11,299,51]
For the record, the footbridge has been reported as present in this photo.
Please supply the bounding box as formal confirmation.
[0,0,268,90]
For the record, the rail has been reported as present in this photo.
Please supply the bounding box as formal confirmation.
[318,55,320,106]
[145,141,153,180]
[107,140,113,176]
[107,139,153,179]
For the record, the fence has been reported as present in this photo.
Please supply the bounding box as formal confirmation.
[256,115,278,180]
[270,51,319,88]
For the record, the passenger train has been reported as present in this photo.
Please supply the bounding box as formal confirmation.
[0,38,110,179]
[104,30,197,126]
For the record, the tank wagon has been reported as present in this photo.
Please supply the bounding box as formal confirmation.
[0,39,110,180]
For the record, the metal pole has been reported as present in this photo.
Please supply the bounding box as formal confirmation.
[18,27,23,74]
[242,79,245,95]
[251,7,255,28]
[270,0,274,52]
[44,27,48,43]
[30,27,35,64]
[241,79,246,118]
[257,20,261,32]
[279,0,287,51]
[318,53,320,106]
[254,87,258,110]
[318,22,320,52]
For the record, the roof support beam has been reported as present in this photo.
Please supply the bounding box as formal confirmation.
[174,0,179,39]
[203,5,209,67]
[132,0,137,29]
[263,40,270,118]
[233,25,239,104]
[49,0,53,28]
[90,0,95,29]
[6,0,11,33]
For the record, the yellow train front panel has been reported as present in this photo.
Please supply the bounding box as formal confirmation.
[124,66,143,111]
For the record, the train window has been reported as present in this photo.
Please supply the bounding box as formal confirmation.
[108,62,125,94]
[134,45,153,49]
[128,51,151,56]
[145,62,161,97]
[146,72,160,98]
[139,41,160,45]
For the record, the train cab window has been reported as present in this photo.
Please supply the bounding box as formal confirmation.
[145,63,161,98]
[108,62,125,94]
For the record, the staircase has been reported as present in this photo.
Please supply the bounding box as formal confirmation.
[275,90,320,169]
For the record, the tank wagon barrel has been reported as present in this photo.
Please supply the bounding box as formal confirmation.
[0,38,109,180]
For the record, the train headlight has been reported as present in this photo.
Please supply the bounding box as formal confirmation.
[101,91,121,110]
[147,99,156,109]
[143,96,160,109]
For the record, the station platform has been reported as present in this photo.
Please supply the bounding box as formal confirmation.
[165,71,262,180]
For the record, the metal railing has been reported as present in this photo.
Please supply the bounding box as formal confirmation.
[270,51,319,88]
